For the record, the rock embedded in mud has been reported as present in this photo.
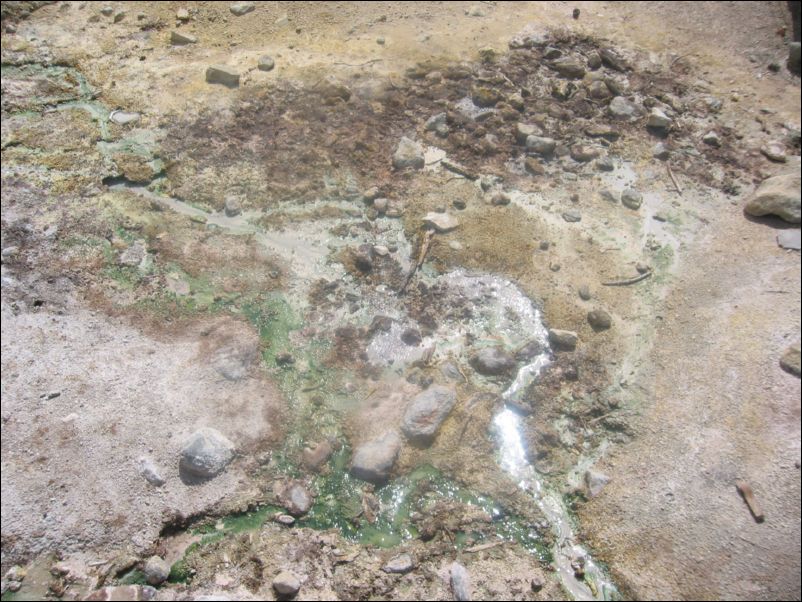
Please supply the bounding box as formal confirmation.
[471,346,516,375]
[281,482,313,516]
[303,440,334,471]
[179,428,235,478]
[143,556,169,586]
[205,65,240,88]
[562,210,582,223]
[258,55,276,72]
[230,1,255,16]
[548,329,578,351]
[585,469,611,497]
[490,191,511,206]
[744,173,801,224]
[570,144,599,162]
[780,342,801,377]
[401,385,457,444]
[578,285,592,301]
[549,57,586,79]
[350,431,401,484]
[788,41,801,74]
[392,136,425,170]
[450,562,472,601]
[118,241,147,268]
[702,130,721,147]
[621,188,643,210]
[272,571,301,597]
[423,212,459,232]
[84,585,157,601]
[653,142,670,160]
[382,553,414,574]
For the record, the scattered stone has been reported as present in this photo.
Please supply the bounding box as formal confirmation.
[490,191,510,206]
[392,137,425,170]
[515,122,540,144]
[258,55,276,71]
[562,210,582,223]
[179,428,235,478]
[176,8,190,21]
[382,554,414,574]
[608,96,640,120]
[585,469,611,496]
[652,142,670,160]
[137,456,165,486]
[425,112,447,133]
[550,57,585,79]
[596,156,615,171]
[578,285,591,300]
[453,198,467,210]
[507,92,525,110]
[85,586,157,601]
[350,431,402,484]
[587,309,612,331]
[302,440,334,471]
[588,79,611,99]
[113,10,125,23]
[548,329,578,351]
[376,36,385,45]
[101,6,113,16]
[744,173,801,223]
[401,328,423,346]
[272,571,301,597]
[282,482,313,516]
[780,342,801,377]
[702,131,720,147]
[788,41,801,74]
[600,189,618,203]
[143,556,169,586]
[401,385,457,444]
[570,144,599,162]
[760,142,787,163]
[471,346,516,375]
[385,198,405,217]
[539,241,550,250]
[274,514,296,526]
[450,562,472,601]
[423,212,459,232]
[170,30,197,45]
[647,107,671,129]
[118,241,146,268]
[224,195,241,217]
[109,110,140,125]
[472,86,501,107]
[230,2,255,16]
[525,157,545,175]
[621,188,643,210]
[525,135,556,156]
[543,46,562,60]
[587,50,602,70]
[205,65,240,88]
[600,48,627,71]
[585,124,621,141]
[653,212,669,222]
[777,230,801,250]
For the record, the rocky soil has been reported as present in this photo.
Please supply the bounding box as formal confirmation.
[1,1,800,601]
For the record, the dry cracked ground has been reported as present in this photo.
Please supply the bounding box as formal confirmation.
[1,1,800,601]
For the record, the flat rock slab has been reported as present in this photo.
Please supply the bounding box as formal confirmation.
[423,212,459,232]
[401,385,457,444]
[205,65,240,88]
[179,428,235,478]
[470,346,516,375]
[777,230,801,250]
[350,431,401,484]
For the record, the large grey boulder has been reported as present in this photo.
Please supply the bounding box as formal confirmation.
[401,386,457,444]
[744,173,801,224]
[179,428,235,478]
[350,431,401,484]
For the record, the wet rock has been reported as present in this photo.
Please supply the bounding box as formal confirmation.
[596,156,615,171]
[490,191,510,206]
[382,553,414,574]
[744,173,801,223]
[777,230,801,250]
[137,456,165,486]
[780,342,801,377]
[652,142,670,160]
[525,135,556,156]
[258,55,276,71]
[143,556,169,586]
[272,571,301,597]
[109,110,140,125]
[282,482,313,516]
[274,514,295,526]
[423,212,459,232]
[302,440,334,471]
[578,285,591,300]
[401,385,457,444]
[350,431,401,484]
[230,2,255,16]
[401,327,423,346]
[702,131,721,147]
[562,210,582,223]
[85,586,157,601]
[471,346,515,375]
[548,329,578,351]
[585,469,611,497]
[179,428,235,478]
[760,142,786,163]
[570,144,599,162]
[392,136,425,170]
[450,562,472,601]
[647,107,671,129]
[472,86,501,107]
[788,41,801,74]
[550,57,585,79]
[224,195,241,217]
[205,65,240,88]
[608,96,640,121]
[621,188,643,210]
[587,309,612,331]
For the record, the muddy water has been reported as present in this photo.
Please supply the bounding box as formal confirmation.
[116,183,617,600]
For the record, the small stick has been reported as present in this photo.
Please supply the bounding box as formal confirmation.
[399,229,435,294]
[735,480,765,523]
[602,270,652,286]
[332,59,383,67]
[667,165,683,195]
[465,541,505,553]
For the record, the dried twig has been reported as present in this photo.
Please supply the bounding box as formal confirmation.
[465,541,505,553]
[735,480,765,523]
[399,229,435,294]
[332,59,383,67]
[602,270,653,286]
[667,164,683,195]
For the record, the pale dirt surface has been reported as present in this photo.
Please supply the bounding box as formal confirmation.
[1,1,800,601]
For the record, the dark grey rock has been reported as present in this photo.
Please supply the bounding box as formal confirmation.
[490,191,510,206]
[143,556,169,586]
[562,210,582,223]
[788,41,801,74]
[588,79,611,100]
[258,55,275,71]
[587,50,602,70]
[350,431,401,484]
[780,342,801,377]
[401,385,457,444]
[621,188,643,210]
[596,156,615,171]
[471,347,515,375]
[548,329,578,351]
[587,309,612,331]
[652,142,670,160]
[224,195,241,217]
[578,285,591,301]
[550,56,585,79]
[515,340,544,362]
[702,131,720,147]
[205,65,240,88]
[230,2,255,16]
[744,173,801,224]
[401,327,422,346]
[450,562,472,601]
[179,428,235,478]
